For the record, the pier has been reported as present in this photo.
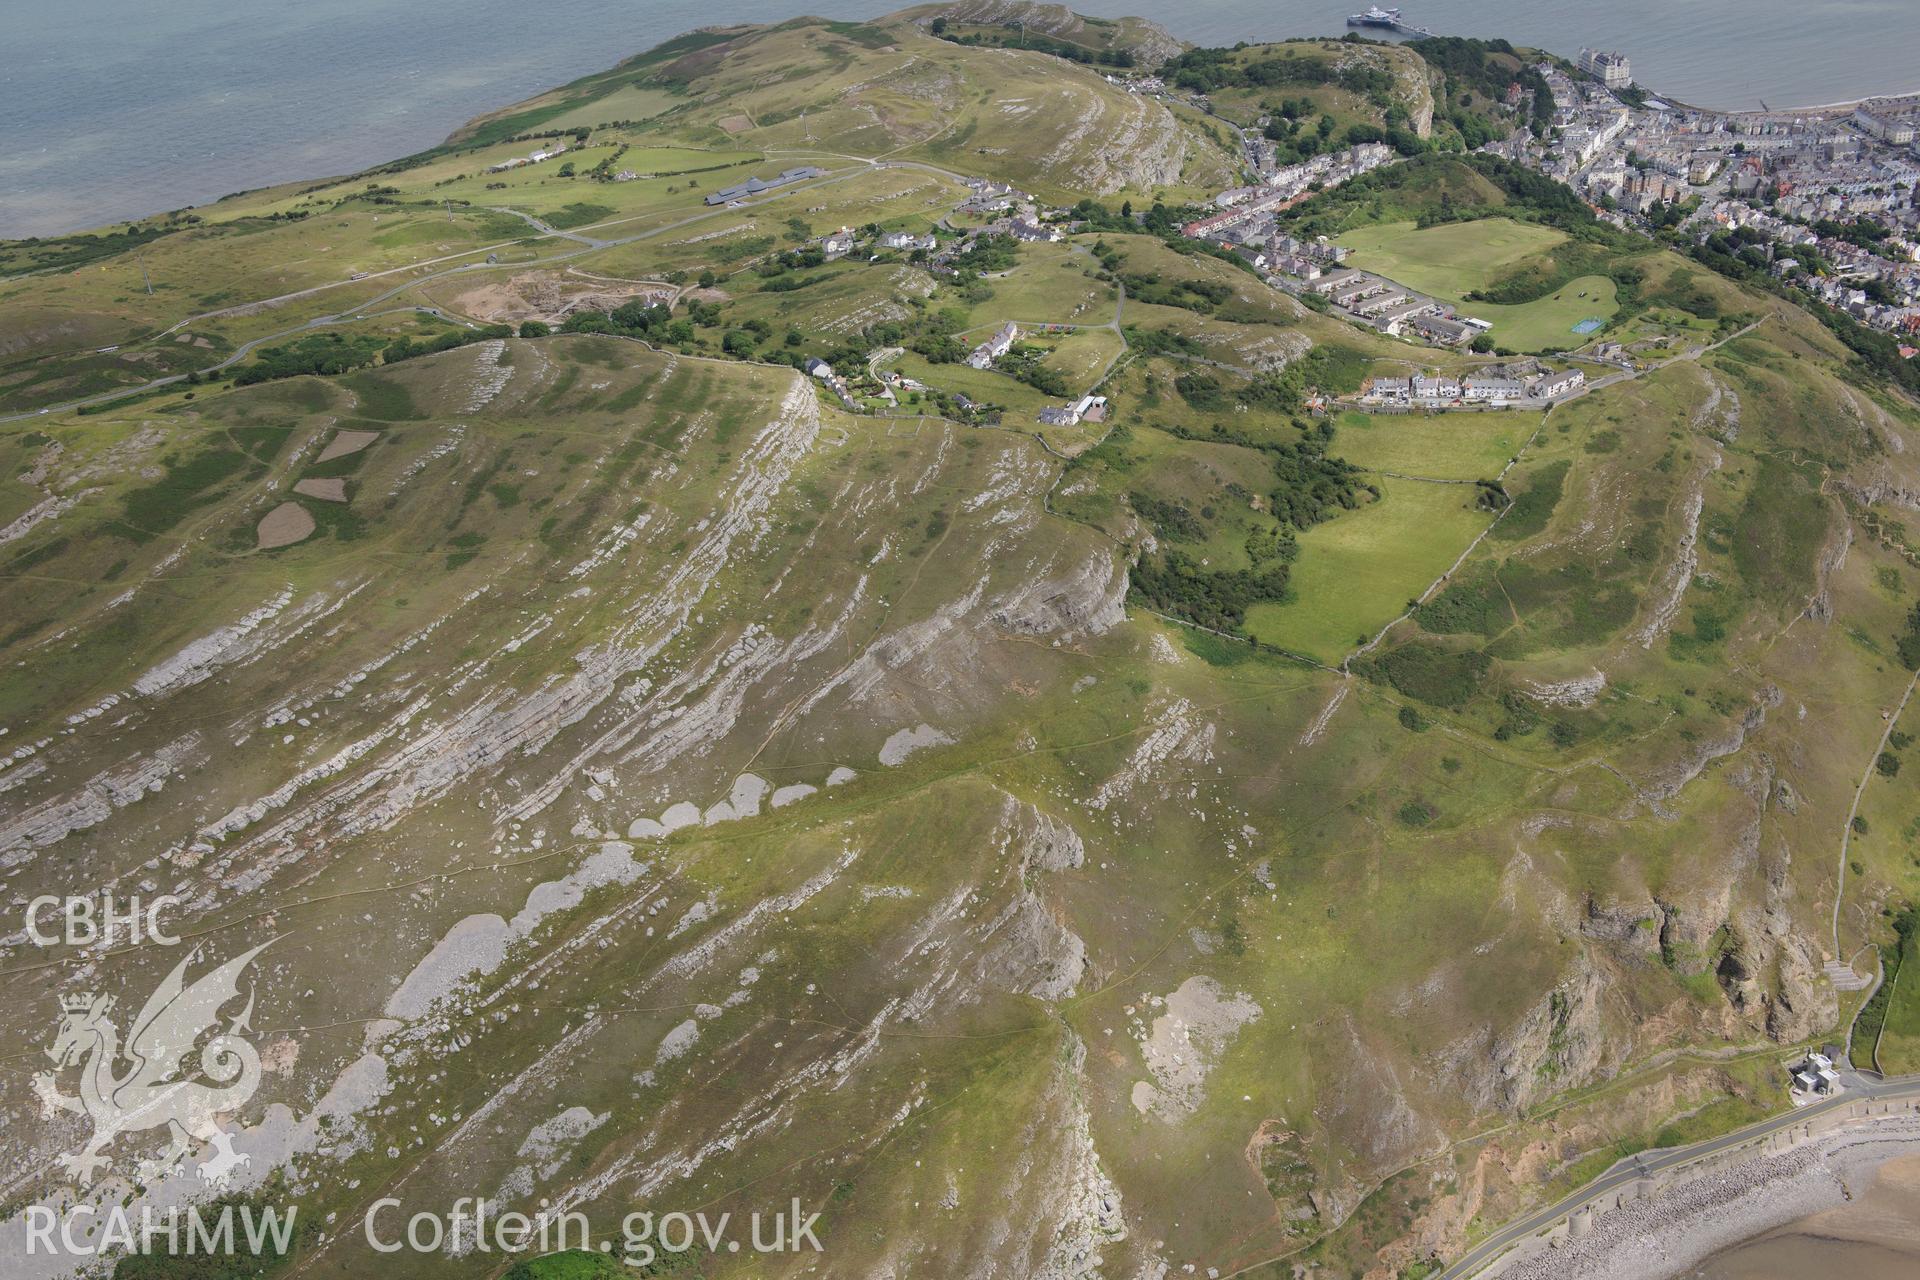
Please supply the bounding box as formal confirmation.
[1346,6,1437,39]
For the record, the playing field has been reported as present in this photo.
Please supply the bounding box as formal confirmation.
[1460,278,1620,350]
[1342,219,1567,295]
[1245,478,1495,663]
[1341,218,1620,352]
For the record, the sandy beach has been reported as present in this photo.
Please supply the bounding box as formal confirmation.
[1683,1150,1920,1279]
[1495,1117,1920,1280]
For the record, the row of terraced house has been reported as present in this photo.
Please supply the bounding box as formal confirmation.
[1359,367,1585,408]
[1300,268,1491,346]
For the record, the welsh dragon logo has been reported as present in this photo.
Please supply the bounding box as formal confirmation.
[34,942,270,1187]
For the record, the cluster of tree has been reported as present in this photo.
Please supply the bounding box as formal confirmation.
[337,183,409,209]
[1336,120,1431,160]
[1075,200,1201,239]
[232,332,389,385]
[1128,491,1209,542]
[1472,478,1512,512]
[1121,273,1234,314]
[1127,473,1312,632]
[1157,419,1371,529]
[1639,195,1698,234]
[1407,37,1554,139]
[588,144,629,182]
[544,299,699,346]
[993,345,1072,398]
[1852,903,1919,1055]
[1812,216,1892,251]
[1353,642,1491,709]
[1261,112,1341,166]
[1130,547,1294,633]
[1174,371,1230,411]
[0,217,188,277]
[947,234,1020,276]
[237,319,565,385]
[382,323,516,365]
[864,306,974,365]
[1900,601,1920,670]
[755,245,830,276]
[1162,46,1393,103]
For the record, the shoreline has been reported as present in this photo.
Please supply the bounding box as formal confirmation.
[10,14,1920,244]
[1716,87,1920,116]
[1490,1116,1920,1280]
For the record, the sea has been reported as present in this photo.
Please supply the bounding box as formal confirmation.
[6,0,1920,239]
[6,0,1919,239]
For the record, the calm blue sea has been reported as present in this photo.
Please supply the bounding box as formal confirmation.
[6,0,1917,238]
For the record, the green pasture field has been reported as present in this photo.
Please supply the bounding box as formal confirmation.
[887,352,1056,420]
[427,153,770,225]
[569,166,966,282]
[1245,478,1495,662]
[539,85,693,132]
[958,242,1117,330]
[1876,926,1920,1073]
[1329,409,1536,482]
[1341,219,1568,295]
[1039,329,1125,389]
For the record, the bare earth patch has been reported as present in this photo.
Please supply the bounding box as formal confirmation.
[257,502,316,549]
[293,478,348,502]
[316,429,379,463]
[448,270,677,326]
[1130,975,1261,1119]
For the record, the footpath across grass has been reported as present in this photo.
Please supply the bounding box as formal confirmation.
[1245,478,1494,663]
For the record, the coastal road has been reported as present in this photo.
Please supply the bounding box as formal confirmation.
[1435,1072,1920,1279]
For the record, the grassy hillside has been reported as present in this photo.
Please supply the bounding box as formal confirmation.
[1162,37,1438,148]
[6,11,1920,1280]
[453,11,1235,203]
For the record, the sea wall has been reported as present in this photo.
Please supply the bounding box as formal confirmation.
[1484,1097,1920,1280]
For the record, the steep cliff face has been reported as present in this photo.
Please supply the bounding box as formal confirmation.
[1478,954,1622,1116]
[1580,895,1662,959]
